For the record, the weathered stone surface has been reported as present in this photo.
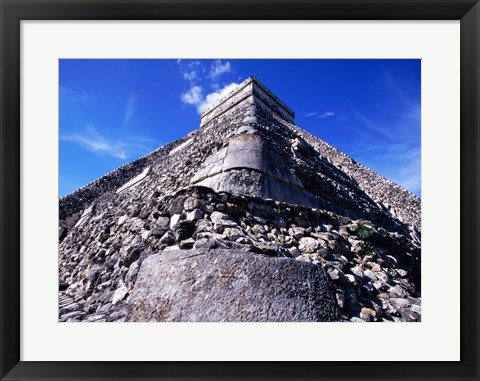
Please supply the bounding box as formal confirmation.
[73,203,96,228]
[126,249,340,322]
[199,77,295,127]
[191,131,318,208]
[117,167,150,194]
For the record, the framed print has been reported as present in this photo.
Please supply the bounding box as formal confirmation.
[1,0,479,380]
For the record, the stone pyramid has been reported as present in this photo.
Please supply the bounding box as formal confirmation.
[59,77,421,322]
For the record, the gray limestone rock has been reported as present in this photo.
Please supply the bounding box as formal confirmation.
[126,249,341,322]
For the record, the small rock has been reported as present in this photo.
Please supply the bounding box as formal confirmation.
[163,245,180,252]
[360,307,376,321]
[298,237,319,253]
[210,211,229,224]
[214,219,238,233]
[170,214,181,229]
[141,230,150,242]
[331,253,349,264]
[350,265,364,278]
[386,255,398,266]
[349,239,364,254]
[336,292,345,308]
[345,274,357,286]
[112,285,128,305]
[194,238,220,250]
[410,304,422,314]
[139,209,151,219]
[288,227,305,240]
[130,207,141,218]
[87,264,102,282]
[288,246,301,258]
[370,263,382,272]
[183,197,204,212]
[253,216,267,224]
[363,269,377,281]
[295,254,312,263]
[223,227,243,241]
[251,243,278,256]
[323,224,333,232]
[125,261,140,285]
[186,209,203,221]
[194,219,213,236]
[151,226,168,238]
[175,220,196,241]
[159,231,175,245]
[251,224,266,236]
[388,285,409,298]
[118,215,128,225]
[373,280,387,291]
[156,216,170,229]
[123,244,144,267]
[327,267,345,282]
[216,203,226,212]
[390,298,411,308]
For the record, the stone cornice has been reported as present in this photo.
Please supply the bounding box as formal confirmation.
[200,77,295,127]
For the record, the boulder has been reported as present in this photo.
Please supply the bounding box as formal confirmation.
[126,249,340,322]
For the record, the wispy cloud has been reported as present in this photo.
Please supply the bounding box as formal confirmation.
[380,146,421,196]
[300,111,317,118]
[352,144,421,196]
[123,92,136,127]
[178,60,203,84]
[383,67,418,109]
[208,60,232,79]
[61,125,155,160]
[350,108,396,140]
[60,85,91,104]
[300,110,336,119]
[181,82,239,114]
[319,111,335,118]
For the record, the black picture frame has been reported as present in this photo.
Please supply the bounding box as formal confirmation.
[1,0,479,380]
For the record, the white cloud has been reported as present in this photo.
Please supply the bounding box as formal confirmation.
[123,92,136,127]
[178,60,203,83]
[180,86,203,107]
[209,60,231,79]
[61,125,153,160]
[199,82,238,113]
[181,82,239,114]
[320,111,335,118]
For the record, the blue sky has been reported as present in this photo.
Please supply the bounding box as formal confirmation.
[59,59,421,197]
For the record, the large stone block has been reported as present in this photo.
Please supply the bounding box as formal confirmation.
[126,249,341,322]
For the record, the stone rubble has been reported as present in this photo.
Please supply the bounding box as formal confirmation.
[59,186,420,322]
